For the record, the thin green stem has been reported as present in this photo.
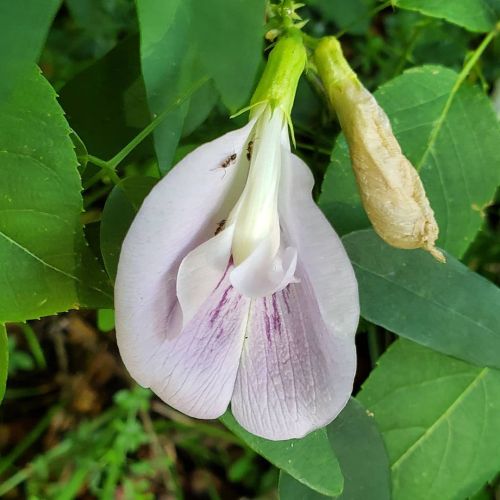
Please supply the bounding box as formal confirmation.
[455,26,499,90]
[392,20,430,77]
[5,384,56,399]
[82,165,121,189]
[107,75,210,171]
[367,324,382,367]
[86,154,109,169]
[417,25,499,171]
[83,184,113,208]
[82,169,107,190]
[105,169,122,187]
[296,141,332,156]
[19,323,46,370]
[0,469,29,496]
[57,466,91,500]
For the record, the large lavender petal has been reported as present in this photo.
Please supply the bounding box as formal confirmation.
[231,271,356,440]
[230,146,359,440]
[279,148,359,339]
[115,122,253,388]
[149,266,250,419]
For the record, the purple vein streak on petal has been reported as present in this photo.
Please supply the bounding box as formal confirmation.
[271,293,282,336]
[210,285,234,328]
[282,286,291,314]
[263,296,271,343]
[214,258,233,291]
[154,267,249,418]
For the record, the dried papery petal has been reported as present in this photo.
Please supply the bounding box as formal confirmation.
[314,37,445,262]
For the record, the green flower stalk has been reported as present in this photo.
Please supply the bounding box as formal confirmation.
[249,30,306,119]
[314,37,445,262]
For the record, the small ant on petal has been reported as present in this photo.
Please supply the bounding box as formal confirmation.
[214,219,226,235]
[211,153,237,178]
[246,140,254,161]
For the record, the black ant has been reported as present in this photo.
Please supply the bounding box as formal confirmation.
[211,153,237,178]
[246,140,254,161]
[214,219,226,235]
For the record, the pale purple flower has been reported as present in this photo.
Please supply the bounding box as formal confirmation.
[115,105,359,440]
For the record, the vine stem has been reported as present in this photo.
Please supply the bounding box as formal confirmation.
[454,24,499,91]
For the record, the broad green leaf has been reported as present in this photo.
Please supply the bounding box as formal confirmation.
[136,0,208,174]
[393,0,499,32]
[182,80,220,138]
[326,398,391,500]
[0,67,112,322]
[65,0,135,48]
[0,325,7,404]
[60,35,153,161]
[307,0,376,35]
[80,211,115,310]
[342,230,500,369]
[221,410,343,496]
[358,339,500,500]
[0,0,61,101]
[279,398,391,499]
[100,177,158,282]
[192,0,265,111]
[319,65,500,258]
[279,474,328,500]
[77,245,114,310]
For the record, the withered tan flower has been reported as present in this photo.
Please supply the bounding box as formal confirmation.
[314,37,445,262]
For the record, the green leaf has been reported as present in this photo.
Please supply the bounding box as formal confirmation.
[136,0,264,171]
[60,35,153,162]
[0,67,112,322]
[100,177,158,282]
[279,398,391,499]
[319,65,500,258]
[0,0,61,100]
[358,339,500,500]
[307,0,376,35]
[279,474,328,500]
[192,0,265,111]
[136,0,208,174]
[342,229,500,369]
[393,0,499,32]
[326,398,391,499]
[221,410,343,496]
[0,325,7,404]
[77,245,114,310]
[182,80,220,137]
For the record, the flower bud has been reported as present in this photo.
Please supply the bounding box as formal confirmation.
[314,37,445,262]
